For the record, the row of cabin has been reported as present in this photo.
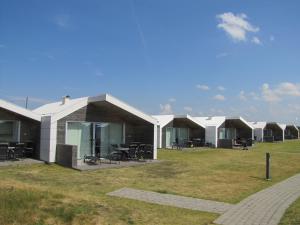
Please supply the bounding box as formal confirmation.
[0,94,299,164]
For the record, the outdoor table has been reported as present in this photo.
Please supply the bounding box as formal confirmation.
[116,147,130,160]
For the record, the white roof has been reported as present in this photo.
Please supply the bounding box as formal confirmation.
[152,115,174,128]
[34,94,157,124]
[226,116,254,129]
[249,122,267,129]
[195,116,226,128]
[0,99,41,121]
[278,123,287,130]
[34,97,88,116]
[266,122,286,131]
[286,124,299,131]
[174,114,205,128]
[152,114,205,128]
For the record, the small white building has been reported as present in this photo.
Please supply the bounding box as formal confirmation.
[153,114,205,148]
[250,122,286,142]
[196,116,254,148]
[34,94,158,163]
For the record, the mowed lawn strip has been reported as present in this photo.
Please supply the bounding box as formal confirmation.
[280,196,300,225]
[0,140,299,225]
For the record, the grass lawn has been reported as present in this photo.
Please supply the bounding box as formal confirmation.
[0,140,300,225]
[280,197,300,225]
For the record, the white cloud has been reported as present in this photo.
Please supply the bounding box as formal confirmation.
[53,14,71,28]
[261,82,300,103]
[217,12,259,42]
[270,35,275,41]
[276,82,300,97]
[261,83,281,102]
[213,94,226,101]
[0,44,6,48]
[184,106,193,112]
[249,92,260,100]
[216,52,229,58]
[217,86,226,91]
[196,84,210,91]
[239,90,247,101]
[168,98,176,102]
[160,103,173,114]
[252,36,262,45]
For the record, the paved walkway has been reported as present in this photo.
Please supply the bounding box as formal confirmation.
[108,173,300,225]
[107,188,233,214]
[214,173,300,225]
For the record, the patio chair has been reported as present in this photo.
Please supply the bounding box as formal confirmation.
[128,145,137,160]
[144,144,153,159]
[83,154,98,164]
[0,143,8,160]
[14,143,25,158]
[136,144,146,159]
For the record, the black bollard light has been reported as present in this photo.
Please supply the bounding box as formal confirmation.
[266,152,271,180]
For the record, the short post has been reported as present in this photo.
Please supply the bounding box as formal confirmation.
[266,152,271,180]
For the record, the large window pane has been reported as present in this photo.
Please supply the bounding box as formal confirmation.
[67,122,93,159]
[0,120,19,142]
[177,128,189,144]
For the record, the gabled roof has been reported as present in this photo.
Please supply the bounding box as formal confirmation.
[195,116,226,128]
[152,114,205,128]
[0,99,41,121]
[278,123,287,130]
[249,121,267,129]
[152,115,174,128]
[34,94,157,124]
[266,122,286,131]
[286,124,299,131]
[174,114,205,128]
[226,116,254,129]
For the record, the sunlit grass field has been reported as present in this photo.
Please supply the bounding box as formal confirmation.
[0,140,300,225]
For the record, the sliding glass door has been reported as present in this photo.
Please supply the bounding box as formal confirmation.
[67,122,123,159]
[165,127,189,148]
[66,122,93,159]
[219,128,236,139]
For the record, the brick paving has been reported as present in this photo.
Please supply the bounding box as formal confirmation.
[214,173,300,225]
[107,187,233,214]
[108,173,300,225]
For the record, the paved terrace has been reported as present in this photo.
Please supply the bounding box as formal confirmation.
[108,173,300,225]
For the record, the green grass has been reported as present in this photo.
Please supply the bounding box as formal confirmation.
[280,197,300,225]
[0,140,300,224]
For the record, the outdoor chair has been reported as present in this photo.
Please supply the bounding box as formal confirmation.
[136,144,146,159]
[144,144,153,159]
[172,142,183,150]
[14,143,25,159]
[83,154,98,164]
[128,146,137,160]
[0,143,8,160]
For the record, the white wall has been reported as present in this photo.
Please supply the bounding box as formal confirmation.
[40,116,57,163]
[254,128,264,142]
[205,126,218,148]
[153,124,158,159]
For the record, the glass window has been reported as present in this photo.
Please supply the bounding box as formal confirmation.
[66,122,123,159]
[67,122,93,159]
[0,120,19,142]
[219,128,236,139]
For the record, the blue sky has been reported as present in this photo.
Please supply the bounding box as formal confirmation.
[0,0,300,124]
